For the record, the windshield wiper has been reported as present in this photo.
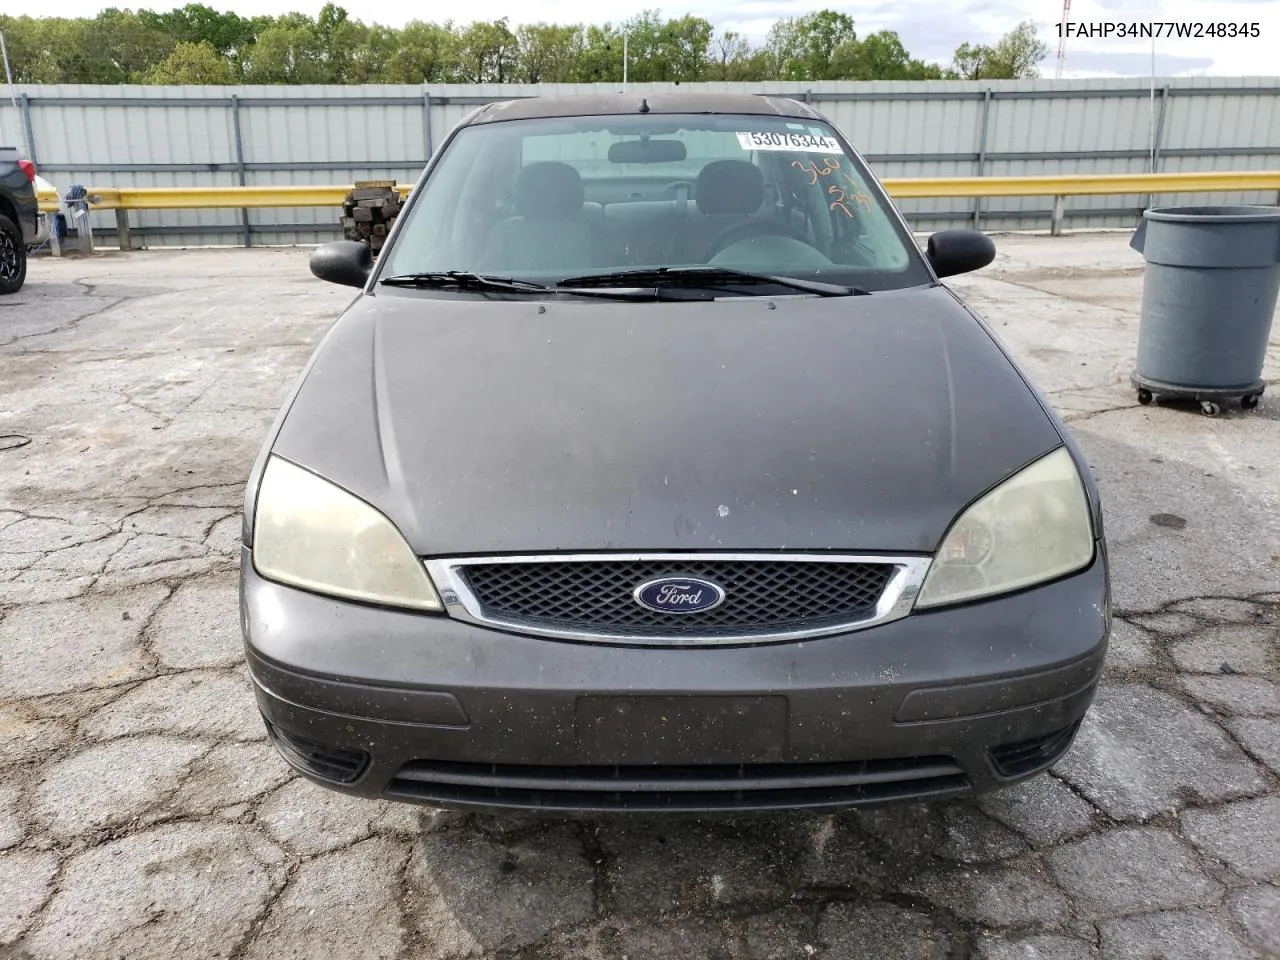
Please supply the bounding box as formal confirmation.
[555,266,868,297]
[379,271,669,300]
[380,271,549,292]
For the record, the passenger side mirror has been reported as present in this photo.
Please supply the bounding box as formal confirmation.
[310,240,372,288]
[926,229,996,278]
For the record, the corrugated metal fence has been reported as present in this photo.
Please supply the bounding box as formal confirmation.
[4,78,1279,246]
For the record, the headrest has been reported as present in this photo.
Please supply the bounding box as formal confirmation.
[515,162,585,220]
[695,160,765,216]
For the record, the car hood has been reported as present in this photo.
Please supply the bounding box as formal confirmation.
[265,285,1063,555]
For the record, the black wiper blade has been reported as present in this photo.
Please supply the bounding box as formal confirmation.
[556,266,867,297]
[380,271,549,292]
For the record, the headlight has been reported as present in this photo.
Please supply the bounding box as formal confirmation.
[252,456,442,611]
[915,447,1094,609]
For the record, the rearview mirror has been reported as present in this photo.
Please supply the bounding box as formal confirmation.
[310,240,372,288]
[608,139,688,164]
[926,229,996,278]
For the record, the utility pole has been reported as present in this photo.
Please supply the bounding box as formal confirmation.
[622,33,628,91]
[1055,0,1071,78]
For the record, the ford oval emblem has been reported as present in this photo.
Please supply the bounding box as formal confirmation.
[632,577,726,614]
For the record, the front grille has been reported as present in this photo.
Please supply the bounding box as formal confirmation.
[386,756,970,812]
[989,721,1082,778]
[265,720,369,784]
[457,558,896,637]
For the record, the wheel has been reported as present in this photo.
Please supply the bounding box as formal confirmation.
[1241,393,1260,410]
[1137,388,1153,405]
[0,214,27,295]
[1200,400,1221,417]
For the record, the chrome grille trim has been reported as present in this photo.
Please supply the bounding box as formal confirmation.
[424,553,933,646]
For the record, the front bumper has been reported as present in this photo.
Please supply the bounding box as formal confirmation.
[241,547,1109,813]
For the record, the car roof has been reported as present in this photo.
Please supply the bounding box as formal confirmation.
[464,93,826,125]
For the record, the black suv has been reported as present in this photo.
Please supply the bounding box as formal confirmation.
[0,146,40,294]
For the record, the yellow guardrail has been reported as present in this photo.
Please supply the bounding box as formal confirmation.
[884,170,1280,198]
[38,184,410,213]
[37,171,1280,243]
[39,171,1280,212]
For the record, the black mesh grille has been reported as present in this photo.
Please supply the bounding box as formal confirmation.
[459,559,896,636]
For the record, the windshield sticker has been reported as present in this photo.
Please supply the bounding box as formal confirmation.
[736,131,842,152]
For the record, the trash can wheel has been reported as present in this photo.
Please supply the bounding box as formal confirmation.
[1242,393,1261,410]
[1137,388,1154,405]
[1199,400,1221,417]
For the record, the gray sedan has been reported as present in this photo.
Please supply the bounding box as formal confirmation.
[240,93,1109,813]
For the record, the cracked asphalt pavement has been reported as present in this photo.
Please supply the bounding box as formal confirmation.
[1,236,1278,959]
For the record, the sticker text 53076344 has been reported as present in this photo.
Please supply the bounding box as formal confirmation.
[736,131,843,153]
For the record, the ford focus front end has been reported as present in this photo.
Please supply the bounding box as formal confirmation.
[240,93,1109,814]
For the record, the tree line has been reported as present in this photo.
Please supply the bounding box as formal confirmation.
[0,5,1050,86]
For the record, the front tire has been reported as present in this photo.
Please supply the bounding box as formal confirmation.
[0,215,27,294]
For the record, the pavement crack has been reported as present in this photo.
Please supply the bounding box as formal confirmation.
[132,583,179,671]
[1063,403,1139,423]
[0,291,133,351]
[226,852,298,960]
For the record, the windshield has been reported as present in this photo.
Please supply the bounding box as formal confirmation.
[380,113,931,293]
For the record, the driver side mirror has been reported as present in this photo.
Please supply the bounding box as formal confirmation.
[310,240,372,288]
[926,229,996,278]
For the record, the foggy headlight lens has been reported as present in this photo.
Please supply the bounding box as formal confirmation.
[252,456,441,611]
[915,447,1095,609]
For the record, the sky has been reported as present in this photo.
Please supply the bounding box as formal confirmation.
[18,0,1280,77]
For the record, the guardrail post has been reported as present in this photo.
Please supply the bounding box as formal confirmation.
[115,209,132,251]
[230,94,250,248]
[1050,195,1065,237]
[973,88,992,230]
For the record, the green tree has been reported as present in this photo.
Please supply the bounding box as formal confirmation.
[143,40,236,83]
[346,25,401,83]
[454,18,518,83]
[709,29,752,81]
[0,16,67,83]
[764,10,857,81]
[313,3,371,82]
[138,4,257,60]
[2,8,976,85]
[81,9,176,81]
[586,11,711,83]
[514,23,581,83]
[986,21,1049,78]
[383,20,457,83]
[655,14,713,81]
[241,21,327,83]
[568,24,622,82]
[833,31,944,80]
[949,21,1049,79]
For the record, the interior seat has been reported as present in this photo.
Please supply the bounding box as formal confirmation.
[664,160,768,264]
[601,201,684,266]
[477,162,602,273]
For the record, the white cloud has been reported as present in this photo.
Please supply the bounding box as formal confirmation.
[21,0,1280,76]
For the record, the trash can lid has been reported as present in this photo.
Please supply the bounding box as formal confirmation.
[1143,205,1280,224]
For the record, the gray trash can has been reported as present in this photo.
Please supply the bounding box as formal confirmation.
[1129,205,1280,416]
